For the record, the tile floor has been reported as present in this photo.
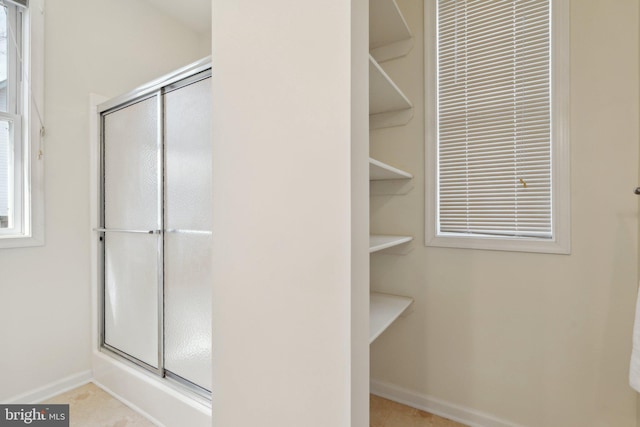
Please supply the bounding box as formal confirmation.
[370,394,468,427]
[43,382,156,427]
[43,383,466,427]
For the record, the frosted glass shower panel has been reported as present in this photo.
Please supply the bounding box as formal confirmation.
[164,232,212,390]
[164,77,212,390]
[103,96,159,230]
[164,78,213,231]
[104,232,160,368]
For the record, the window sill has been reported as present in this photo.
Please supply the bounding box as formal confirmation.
[0,233,44,249]
[426,233,570,255]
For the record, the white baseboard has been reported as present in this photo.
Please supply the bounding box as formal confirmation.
[370,379,526,427]
[4,370,93,404]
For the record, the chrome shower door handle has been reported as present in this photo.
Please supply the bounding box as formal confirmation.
[94,228,162,234]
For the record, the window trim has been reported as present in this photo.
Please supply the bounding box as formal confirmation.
[0,0,44,249]
[425,0,570,255]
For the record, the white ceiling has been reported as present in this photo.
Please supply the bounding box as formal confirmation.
[143,0,211,34]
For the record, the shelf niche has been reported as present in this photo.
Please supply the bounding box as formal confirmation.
[368,0,415,348]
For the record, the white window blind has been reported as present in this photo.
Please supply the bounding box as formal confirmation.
[437,0,552,239]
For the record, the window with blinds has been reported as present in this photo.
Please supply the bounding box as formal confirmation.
[425,0,570,253]
[0,0,46,249]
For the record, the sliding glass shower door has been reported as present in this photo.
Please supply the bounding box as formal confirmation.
[103,95,162,370]
[99,66,212,394]
[164,77,213,391]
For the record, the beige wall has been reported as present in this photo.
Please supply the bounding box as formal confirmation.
[0,0,206,401]
[370,0,640,426]
[211,0,368,425]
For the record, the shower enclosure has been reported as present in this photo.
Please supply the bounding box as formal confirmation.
[96,60,212,395]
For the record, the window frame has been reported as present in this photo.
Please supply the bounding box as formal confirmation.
[0,0,45,249]
[425,0,570,254]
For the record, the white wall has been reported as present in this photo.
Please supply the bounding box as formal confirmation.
[211,0,368,425]
[370,0,640,426]
[0,0,206,402]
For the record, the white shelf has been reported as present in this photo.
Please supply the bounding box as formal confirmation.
[369,157,412,181]
[369,55,413,129]
[369,55,412,115]
[369,234,413,253]
[370,292,413,343]
[370,0,413,62]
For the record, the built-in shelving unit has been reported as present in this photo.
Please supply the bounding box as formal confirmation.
[369,158,412,180]
[370,292,414,343]
[369,0,413,63]
[368,0,414,343]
